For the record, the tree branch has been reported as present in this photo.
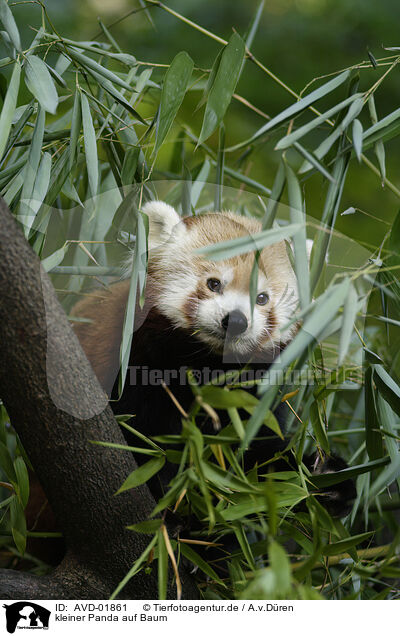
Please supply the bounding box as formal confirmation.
[0,197,198,599]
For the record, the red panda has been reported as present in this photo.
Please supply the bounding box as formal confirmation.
[72,201,355,514]
[72,201,299,391]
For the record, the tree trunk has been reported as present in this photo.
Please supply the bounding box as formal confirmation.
[0,197,198,600]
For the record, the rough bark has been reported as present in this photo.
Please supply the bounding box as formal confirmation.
[0,197,198,600]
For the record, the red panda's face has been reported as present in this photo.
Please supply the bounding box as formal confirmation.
[143,202,299,360]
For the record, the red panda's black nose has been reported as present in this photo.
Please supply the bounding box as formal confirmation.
[221,311,248,336]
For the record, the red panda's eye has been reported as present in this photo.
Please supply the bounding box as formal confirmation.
[256,292,269,305]
[207,278,221,293]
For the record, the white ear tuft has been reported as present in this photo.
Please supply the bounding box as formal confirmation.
[306,238,313,264]
[142,201,182,250]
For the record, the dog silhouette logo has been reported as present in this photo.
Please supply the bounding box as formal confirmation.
[3,602,50,633]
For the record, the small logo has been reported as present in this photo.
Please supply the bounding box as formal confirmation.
[3,602,50,634]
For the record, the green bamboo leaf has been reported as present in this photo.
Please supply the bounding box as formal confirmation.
[10,497,26,555]
[45,61,67,89]
[363,106,400,142]
[179,543,225,585]
[30,151,52,215]
[126,519,162,533]
[24,55,58,114]
[42,147,70,208]
[352,118,363,161]
[309,402,329,453]
[275,93,362,150]
[322,531,374,556]
[14,456,29,508]
[88,68,146,123]
[269,540,292,593]
[116,455,166,494]
[119,211,148,393]
[0,60,20,160]
[199,32,245,144]
[110,534,158,600]
[234,524,256,570]
[69,90,82,170]
[67,47,134,91]
[365,366,383,460]
[261,279,350,385]
[374,364,400,416]
[0,0,21,51]
[286,162,310,309]
[368,95,386,184]
[310,457,390,488]
[54,53,71,76]
[368,454,400,500]
[377,395,400,491]
[41,244,68,272]
[229,69,351,151]
[121,147,140,186]
[157,528,168,601]
[81,92,98,197]
[0,440,17,482]
[0,55,11,68]
[191,159,210,208]
[202,462,259,493]
[154,50,194,155]
[309,148,350,292]
[195,48,223,114]
[293,142,335,183]
[299,95,364,172]
[199,386,258,410]
[214,124,225,210]
[338,281,358,365]
[262,161,286,229]
[19,107,45,230]
[197,222,302,261]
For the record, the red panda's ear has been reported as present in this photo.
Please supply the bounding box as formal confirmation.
[142,201,184,250]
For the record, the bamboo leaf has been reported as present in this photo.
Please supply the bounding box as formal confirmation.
[116,455,166,493]
[322,531,374,556]
[69,90,82,170]
[67,47,135,91]
[374,364,400,417]
[88,68,146,123]
[179,542,225,585]
[275,93,362,150]
[363,106,400,142]
[199,386,258,410]
[0,0,21,51]
[286,162,310,309]
[14,456,29,508]
[41,244,68,272]
[199,33,245,144]
[229,69,351,151]
[157,528,168,600]
[293,142,335,183]
[310,457,390,488]
[24,55,58,114]
[338,281,358,365]
[81,92,99,197]
[30,151,52,215]
[299,95,364,172]
[352,118,363,161]
[0,60,20,160]
[154,50,194,155]
[127,519,162,533]
[365,366,383,460]
[197,222,302,261]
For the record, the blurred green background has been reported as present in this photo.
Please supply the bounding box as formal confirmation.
[15,0,400,248]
